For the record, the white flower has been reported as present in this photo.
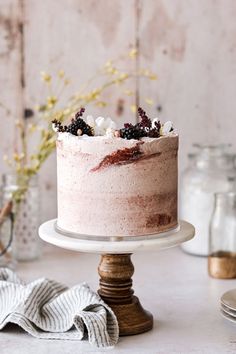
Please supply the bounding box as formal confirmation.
[161,121,173,135]
[85,116,117,136]
[94,117,105,135]
[52,123,60,132]
[96,116,105,127]
[86,115,95,128]
[105,117,117,130]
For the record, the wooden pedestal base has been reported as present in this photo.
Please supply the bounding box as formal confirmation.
[98,253,153,336]
[39,220,194,335]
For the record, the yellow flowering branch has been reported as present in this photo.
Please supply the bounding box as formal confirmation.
[4,48,157,206]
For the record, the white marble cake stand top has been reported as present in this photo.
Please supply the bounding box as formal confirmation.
[39,219,194,254]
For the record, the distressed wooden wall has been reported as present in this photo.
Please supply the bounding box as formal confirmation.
[0,0,23,170]
[1,0,236,221]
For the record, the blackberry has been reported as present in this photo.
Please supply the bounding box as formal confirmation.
[137,107,152,129]
[75,107,85,118]
[136,125,149,138]
[149,128,160,138]
[148,119,161,138]
[52,108,94,136]
[120,126,140,140]
[124,123,133,129]
[67,118,93,136]
[52,119,68,132]
[118,107,164,140]
[120,106,152,140]
[67,109,94,136]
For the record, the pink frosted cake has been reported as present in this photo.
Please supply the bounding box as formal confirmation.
[53,108,178,237]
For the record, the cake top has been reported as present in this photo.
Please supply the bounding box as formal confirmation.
[52,107,176,141]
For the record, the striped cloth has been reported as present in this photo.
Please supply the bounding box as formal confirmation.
[0,268,119,348]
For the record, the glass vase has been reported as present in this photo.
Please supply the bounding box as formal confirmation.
[0,211,15,269]
[1,173,41,261]
[180,144,236,256]
[208,192,236,279]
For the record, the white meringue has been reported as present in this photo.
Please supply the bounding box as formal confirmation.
[151,118,160,129]
[86,115,95,128]
[84,116,117,136]
[162,121,173,135]
[52,123,58,132]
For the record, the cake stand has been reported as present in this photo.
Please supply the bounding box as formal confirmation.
[39,220,194,336]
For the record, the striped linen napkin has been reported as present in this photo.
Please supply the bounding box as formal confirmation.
[0,268,119,348]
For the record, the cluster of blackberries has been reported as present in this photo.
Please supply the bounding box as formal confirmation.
[120,125,141,140]
[52,108,94,137]
[119,107,161,140]
[67,118,93,136]
[52,106,162,141]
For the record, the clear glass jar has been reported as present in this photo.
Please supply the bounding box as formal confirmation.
[0,212,15,269]
[208,192,236,278]
[1,173,41,261]
[180,144,236,256]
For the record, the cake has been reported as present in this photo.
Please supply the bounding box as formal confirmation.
[53,108,178,237]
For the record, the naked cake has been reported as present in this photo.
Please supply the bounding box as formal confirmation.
[53,107,178,237]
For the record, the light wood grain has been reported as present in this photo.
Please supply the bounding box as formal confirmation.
[138,0,236,171]
[23,0,137,221]
[0,0,23,174]
[98,253,153,335]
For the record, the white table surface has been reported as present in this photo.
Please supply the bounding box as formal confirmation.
[0,245,236,354]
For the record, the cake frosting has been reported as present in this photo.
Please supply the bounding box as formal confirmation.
[56,131,178,236]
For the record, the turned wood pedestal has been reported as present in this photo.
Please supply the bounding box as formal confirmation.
[98,254,153,335]
[39,219,194,337]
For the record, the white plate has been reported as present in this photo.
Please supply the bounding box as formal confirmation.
[221,289,236,312]
[38,219,195,254]
[221,303,236,318]
[221,309,236,324]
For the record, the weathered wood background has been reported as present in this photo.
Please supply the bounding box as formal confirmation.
[1,0,236,221]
